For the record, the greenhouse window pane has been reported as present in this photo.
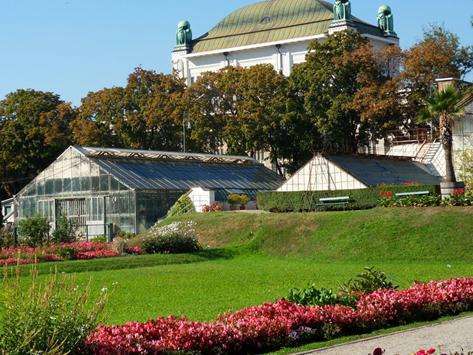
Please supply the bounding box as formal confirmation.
[46,180,54,195]
[72,178,81,192]
[110,178,119,191]
[100,176,110,191]
[81,177,90,191]
[54,179,63,193]
[91,176,99,191]
[63,178,71,192]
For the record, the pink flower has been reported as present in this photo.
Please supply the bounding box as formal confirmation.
[84,278,473,354]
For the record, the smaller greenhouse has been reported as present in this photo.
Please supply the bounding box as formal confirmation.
[8,146,283,237]
[278,154,442,192]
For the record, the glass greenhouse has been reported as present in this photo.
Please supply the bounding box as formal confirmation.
[11,146,283,237]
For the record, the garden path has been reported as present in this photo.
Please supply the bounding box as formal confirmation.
[304,316,473,355]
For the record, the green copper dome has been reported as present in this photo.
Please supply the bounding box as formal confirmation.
[191,0,384,53]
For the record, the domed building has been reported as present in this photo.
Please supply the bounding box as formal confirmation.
[172,0,399,84]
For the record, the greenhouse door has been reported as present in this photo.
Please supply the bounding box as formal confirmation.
[56,199,87,230]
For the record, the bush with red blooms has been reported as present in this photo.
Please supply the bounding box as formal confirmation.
[202,202,224,213]
[416,349,436,355]
[85,278,473,354]
[0,241,132,266]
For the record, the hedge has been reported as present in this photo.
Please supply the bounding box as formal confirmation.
[257,185,440,213]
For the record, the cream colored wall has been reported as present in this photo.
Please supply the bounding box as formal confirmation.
[278,155,366,192]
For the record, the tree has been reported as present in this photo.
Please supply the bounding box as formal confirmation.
[185,68,242,154]
[421,86,463,183]
[287,31,402,162]
[0,90,74,200]
[232,65,288,172]
[403,25,473,119]
[72,68,186,151]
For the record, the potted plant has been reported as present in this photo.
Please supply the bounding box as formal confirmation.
[228,194,241,210]
[227,194,250,210]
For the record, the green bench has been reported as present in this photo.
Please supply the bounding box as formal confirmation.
[395,191,430,198]
[318,196,350,208]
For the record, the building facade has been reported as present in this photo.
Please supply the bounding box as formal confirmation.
[172,0,399,85]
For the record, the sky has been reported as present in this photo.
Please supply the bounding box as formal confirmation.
[1,0,472,106]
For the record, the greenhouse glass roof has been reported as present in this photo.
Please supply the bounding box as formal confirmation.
[75,146,283,191]
[327,155,442,186]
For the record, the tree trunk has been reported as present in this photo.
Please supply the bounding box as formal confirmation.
[440,114,457,183]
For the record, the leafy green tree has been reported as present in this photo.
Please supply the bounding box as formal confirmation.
[0,90,74,199]
[72,68,186,151]
[186,67,244,154]
[287,31,402,160]
[235,65,288,172]
[421,86,463,183]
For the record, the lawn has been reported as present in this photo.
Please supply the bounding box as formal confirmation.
[2,207,473,327]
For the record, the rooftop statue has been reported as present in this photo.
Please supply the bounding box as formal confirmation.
[176,20,192,47]
[378,5,396,36]
[333,0,351,21]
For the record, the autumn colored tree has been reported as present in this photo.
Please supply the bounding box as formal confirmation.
[402,25,473,120]
[0,90,74,199]
[287,31,403,163]
[72,68,186,151]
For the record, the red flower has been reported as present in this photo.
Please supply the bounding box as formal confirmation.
[84,278,473,354]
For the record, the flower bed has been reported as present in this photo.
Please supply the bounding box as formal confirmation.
[0,242,121,266]
[85,278,473,354]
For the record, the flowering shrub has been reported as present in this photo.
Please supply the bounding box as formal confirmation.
[202,202,224,213]
[416,349,436,355]
[139,221,201,254]
[379,194,473,208]
[85,278,473,354]
[0,242,121,266]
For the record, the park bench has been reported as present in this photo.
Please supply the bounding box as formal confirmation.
[318,196,350,208]
[395,191,430,198]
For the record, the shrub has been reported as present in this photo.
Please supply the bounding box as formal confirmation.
[56,246,77,260]
[339,267,398,297]
[202,202,224,213]
[287,285,340,306]
[91,235,107,243]
[141,221,201,254]
[458,149,473,190]
[0,228,16,248]
[228,193,250,206]
[166,193,195,218]
[257,185,439,213]
[51,215,77,244]
[17,216,50,247]
[0,269,108,353]
[111,237,127,255]
[380,194,473,207]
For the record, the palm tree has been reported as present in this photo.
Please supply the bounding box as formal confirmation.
[422,86,463,183]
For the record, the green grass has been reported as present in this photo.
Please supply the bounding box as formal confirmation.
[9,254,471,325]
[166,207,473,262]
[2,207,473,349]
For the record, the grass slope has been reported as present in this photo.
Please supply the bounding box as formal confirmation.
[2,208,472,327]
[167,207,473,262]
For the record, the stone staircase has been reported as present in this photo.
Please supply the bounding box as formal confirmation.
[416,142,442,164]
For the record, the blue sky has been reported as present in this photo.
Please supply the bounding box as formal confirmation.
[1,0,472,105]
